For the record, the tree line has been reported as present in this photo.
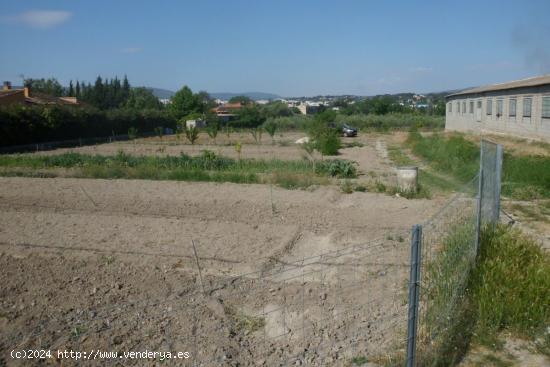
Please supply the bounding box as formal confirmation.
[24,76,162,110]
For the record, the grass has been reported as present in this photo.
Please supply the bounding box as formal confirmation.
[350,355,368,365]
[387,145,458,196]
[508,203,549,223]
[406,131,550,199]
[422,224,550,366]
[234,312,266,334]
[0,151,357,189]
[470,226,550,349]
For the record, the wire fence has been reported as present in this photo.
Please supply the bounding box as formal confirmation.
[1,139,503,366]
[407,139,503,366]
[3,221,413,366]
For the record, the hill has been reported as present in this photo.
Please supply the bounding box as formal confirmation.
[147,87,175,99]
[209,92,281,101]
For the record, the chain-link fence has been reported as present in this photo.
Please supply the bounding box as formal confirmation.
[1,139,503,366]
[406,139,503,367]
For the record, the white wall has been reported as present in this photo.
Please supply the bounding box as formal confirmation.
[445,85,550,141]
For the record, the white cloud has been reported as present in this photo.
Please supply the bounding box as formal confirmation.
[121,47,143,54]
[5,10,72,29]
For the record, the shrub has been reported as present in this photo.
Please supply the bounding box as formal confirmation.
[0,104,176,147]
[263,120,278,142]
[185,125,199,145]
[317,159,357,178]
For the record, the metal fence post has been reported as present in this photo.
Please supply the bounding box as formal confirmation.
[494,144,503,222]
[406,224,422,367]
[475,141,484,254]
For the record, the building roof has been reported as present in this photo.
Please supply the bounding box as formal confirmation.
[0,89,25,98]
[446,74,550,98]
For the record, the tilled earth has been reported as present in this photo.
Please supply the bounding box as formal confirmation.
[0,173,441,366]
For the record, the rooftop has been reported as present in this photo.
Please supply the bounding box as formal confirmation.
[446,74,550,98]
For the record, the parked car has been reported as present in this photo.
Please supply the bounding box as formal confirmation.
[342,124,358,137]
[328,123,358,137]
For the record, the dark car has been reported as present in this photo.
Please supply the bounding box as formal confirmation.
[342,124,358,137]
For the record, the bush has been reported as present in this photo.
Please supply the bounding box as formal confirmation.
[0,104,176,147]
[317,159,357,178]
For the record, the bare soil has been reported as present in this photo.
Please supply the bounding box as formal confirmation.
[1,134,447,366]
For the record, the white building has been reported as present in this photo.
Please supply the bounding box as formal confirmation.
[445,75,550,141]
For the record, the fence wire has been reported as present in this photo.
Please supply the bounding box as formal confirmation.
[2,223,412,366]
[411,139,502,366]
[1,139,503,366]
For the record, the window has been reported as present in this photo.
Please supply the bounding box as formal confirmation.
[469,101,474,113]
[457,102,460,114]
[448,103,452,113]
[496,99,503,117]
[487,99,493,115]
[542,96,550,119]
[462,101,466,114]
[509,98,516,117]
[477,100,482,109]
[523,97,532,117]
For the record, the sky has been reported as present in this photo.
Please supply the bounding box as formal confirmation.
[1,0,549,97]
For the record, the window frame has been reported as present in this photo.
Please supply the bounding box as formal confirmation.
[523,97,532,118]
[509,98,517,117]
[542,96,550,119]
[496,98,504,118]
[487,98,493,115]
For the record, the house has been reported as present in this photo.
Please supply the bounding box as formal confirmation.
[297,101,323,115]
[0,82,29,106]
[445,75,550,141]
[0,81,79,106]
[212,101,250,122]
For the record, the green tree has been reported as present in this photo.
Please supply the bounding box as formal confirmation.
[122,75,130,102]
[125,87,162,110]
[307,110,341,156]
[235,105,265,128]
[263,119,277,143]
[24,78,64,96]
[75,81,81,99]
[169,86,203,119]
[206,121,219,145]
[185,125,199,145]
[68,80,74,97]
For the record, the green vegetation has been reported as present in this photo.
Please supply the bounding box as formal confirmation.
[184,125,199,145]
[335,113,444,131]
[471,226,550,349]
[206,122,219,144]
[387,145,460,194]
[0,151,356,189]
[423,224,550,365]
[406,132,550,199]
[307,110,342,155]
[0,105,175,147]
[351,355,369,365]
[262,120,278,143]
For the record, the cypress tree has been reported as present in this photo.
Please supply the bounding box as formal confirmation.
[68,80,74,97]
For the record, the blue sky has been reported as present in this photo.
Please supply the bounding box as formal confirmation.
[1,0,549,97]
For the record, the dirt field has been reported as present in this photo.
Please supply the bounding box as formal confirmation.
[0,134,446,366]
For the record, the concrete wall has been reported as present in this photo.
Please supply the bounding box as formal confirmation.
[445,85,550,141]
